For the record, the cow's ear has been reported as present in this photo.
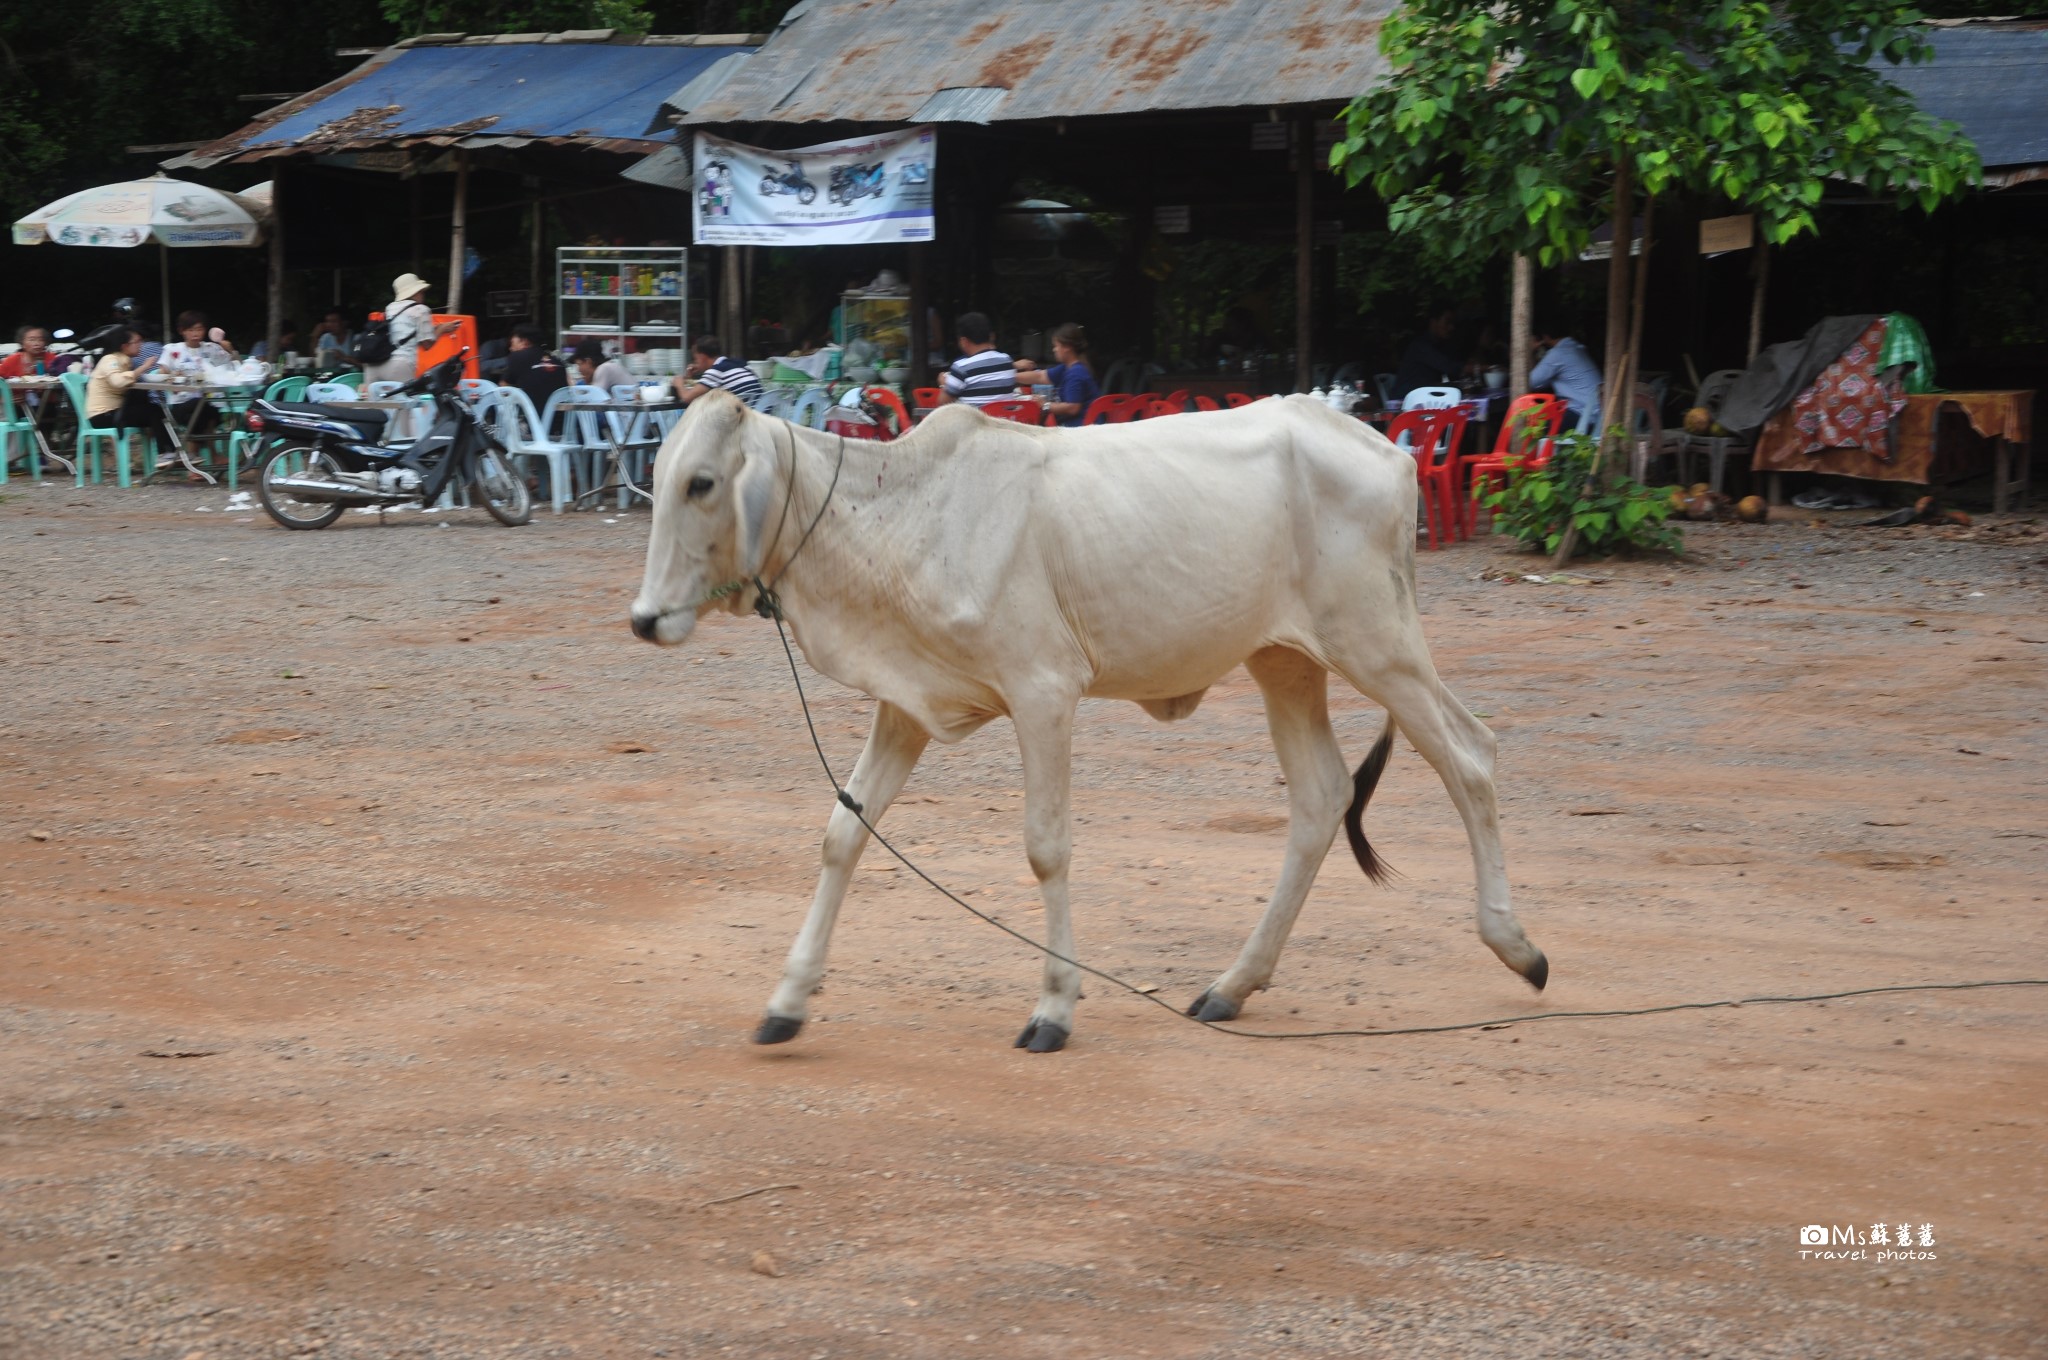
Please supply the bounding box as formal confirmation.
[732,436,778,577]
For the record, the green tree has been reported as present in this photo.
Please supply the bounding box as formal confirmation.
[1331,1,1981,558]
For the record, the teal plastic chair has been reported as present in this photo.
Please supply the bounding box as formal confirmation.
[59,370,143,487]
[264,376,310,402]
[330,369,364,391]
[0,381,40,482]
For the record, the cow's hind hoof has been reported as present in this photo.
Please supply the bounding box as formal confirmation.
[1520,951,1549,992]
[1013,1019,1069,1053]
[753,1014,804,1045]
[1186,989,1241,1023]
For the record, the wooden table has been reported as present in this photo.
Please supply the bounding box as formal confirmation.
[1756,389,2034,512]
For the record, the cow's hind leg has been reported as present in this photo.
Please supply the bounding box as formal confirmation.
[1333,650,1546,989]
[1186,646,1352,1023]
[757,701,930,1043]
[1012,698,1082,1053]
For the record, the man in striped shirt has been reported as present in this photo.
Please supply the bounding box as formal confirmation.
[675,334,765,407]
[938,311,1016,407]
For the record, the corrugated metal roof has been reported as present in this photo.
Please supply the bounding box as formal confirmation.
[678,0,1397,126]
[171,38,755,168]
[1882,22,2048,172]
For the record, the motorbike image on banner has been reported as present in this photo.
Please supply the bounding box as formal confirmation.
[692,126,935,246]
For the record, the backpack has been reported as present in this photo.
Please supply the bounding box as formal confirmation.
[348,302,425,367]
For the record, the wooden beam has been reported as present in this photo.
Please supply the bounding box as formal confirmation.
[446,148,470,314]
[1747,242,1770,363]
[1294,116,1314,392]
[125,141,208,154]
[266,189,286,367]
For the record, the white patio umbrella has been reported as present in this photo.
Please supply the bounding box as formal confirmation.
[12,173,269,339]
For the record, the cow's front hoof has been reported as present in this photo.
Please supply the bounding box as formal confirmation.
[1520,950,1549,992]
[1186,989,1241,1023]
[1013,1019,1069,1053]
[753,1014,805,1045]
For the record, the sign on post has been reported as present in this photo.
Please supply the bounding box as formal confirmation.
[693,127,936,246]
[1699,214,1755,255]
[486,290,531,319]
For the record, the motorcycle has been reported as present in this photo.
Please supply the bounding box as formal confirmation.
[828,161,887,206]
[758,159,818,205]
[243,351,531,530]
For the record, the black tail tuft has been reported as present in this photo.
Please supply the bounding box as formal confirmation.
[1343,725,1398,885]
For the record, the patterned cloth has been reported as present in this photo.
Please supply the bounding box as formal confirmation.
[1879,312,1937,394]
[1783,318,1905,460]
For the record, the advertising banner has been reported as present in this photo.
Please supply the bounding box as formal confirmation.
[693,126,935,246]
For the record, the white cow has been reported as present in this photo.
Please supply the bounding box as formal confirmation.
[630,392,1546,1051]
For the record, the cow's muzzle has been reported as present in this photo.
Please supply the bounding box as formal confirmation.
[629,610,661,642]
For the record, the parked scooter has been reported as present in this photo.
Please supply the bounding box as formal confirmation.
[759,159,817,205]
[243,351,531,530]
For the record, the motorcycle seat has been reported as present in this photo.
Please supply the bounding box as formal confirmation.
[266,401,390,428]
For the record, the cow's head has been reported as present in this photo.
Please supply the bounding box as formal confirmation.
[629,390,782,647]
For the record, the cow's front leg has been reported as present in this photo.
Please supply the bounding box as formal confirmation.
[757,701,929,1044]
[1011,699,1080,1053]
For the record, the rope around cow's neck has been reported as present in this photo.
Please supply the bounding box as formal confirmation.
[755,608,2048,1040]
[696,424,848,616]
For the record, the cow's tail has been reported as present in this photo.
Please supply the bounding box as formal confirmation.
[1343,719,1398,885]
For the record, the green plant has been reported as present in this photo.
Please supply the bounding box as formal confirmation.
[1481,434,1679,558]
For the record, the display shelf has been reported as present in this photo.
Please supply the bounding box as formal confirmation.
[557,246,689,356]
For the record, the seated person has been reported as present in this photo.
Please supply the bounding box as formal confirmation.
[672,335,763,406]
[1529,321,1604,433]
[502,325,568,408]
[248,320,298,360]
[937,311,1015,407]
[1,324,63,377]
[158,310,239,437]
[311,309,354,358]
[570,339,635,395]
[86,327,175,453]
[1012,322,1100,427]
[1392,306,1464,407]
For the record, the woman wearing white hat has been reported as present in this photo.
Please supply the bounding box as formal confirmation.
[364,273,460,384]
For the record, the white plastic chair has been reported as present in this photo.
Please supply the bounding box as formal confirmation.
[456,378,497,405]
[546,384,610,491]
[304,382,357,402]
[1402,386,1463,412]
[607,384,662,498]
[367,381,408,399]
[789,386,834,430]
[478,388,577,514]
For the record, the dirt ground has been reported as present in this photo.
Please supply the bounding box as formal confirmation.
[3,479,2046,1360]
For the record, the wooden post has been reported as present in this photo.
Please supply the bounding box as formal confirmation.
[1599,156,1634,438]
[528,190,544,323]
[266,187,285,364]
[908,241,930,388]
[1294,116,1315,392]
[1509,252,1533,396]
[446,149,470,315]
[720,246,742,354]
[1747,240,1770,363]
[158,242,172,345]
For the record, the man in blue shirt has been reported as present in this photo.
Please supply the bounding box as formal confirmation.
[1530,322,1605,433]
[1013,323,1100,427]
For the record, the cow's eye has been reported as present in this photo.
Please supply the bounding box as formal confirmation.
[685,475,714,499]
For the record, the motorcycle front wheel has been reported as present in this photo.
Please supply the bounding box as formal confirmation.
[256,444,346,530]
[471,446,532,526]
[798,185,817,205]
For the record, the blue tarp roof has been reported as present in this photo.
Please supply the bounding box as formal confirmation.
[1885,24,2048,173]
[176,40,753,165]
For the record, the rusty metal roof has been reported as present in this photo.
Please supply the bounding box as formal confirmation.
[676,0,1397,127]
[169,35,758,168]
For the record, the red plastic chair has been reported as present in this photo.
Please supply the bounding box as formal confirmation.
[1385,410,1461,550]
[911,386,944,410]
[979,398,1042,426]
[1079,395,1127,425]
[1224,393,1258,409]
[1462,395,1564,533]
[863,386,911,438]
[1144,399,1186,419]
[1190,395,1220,412]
